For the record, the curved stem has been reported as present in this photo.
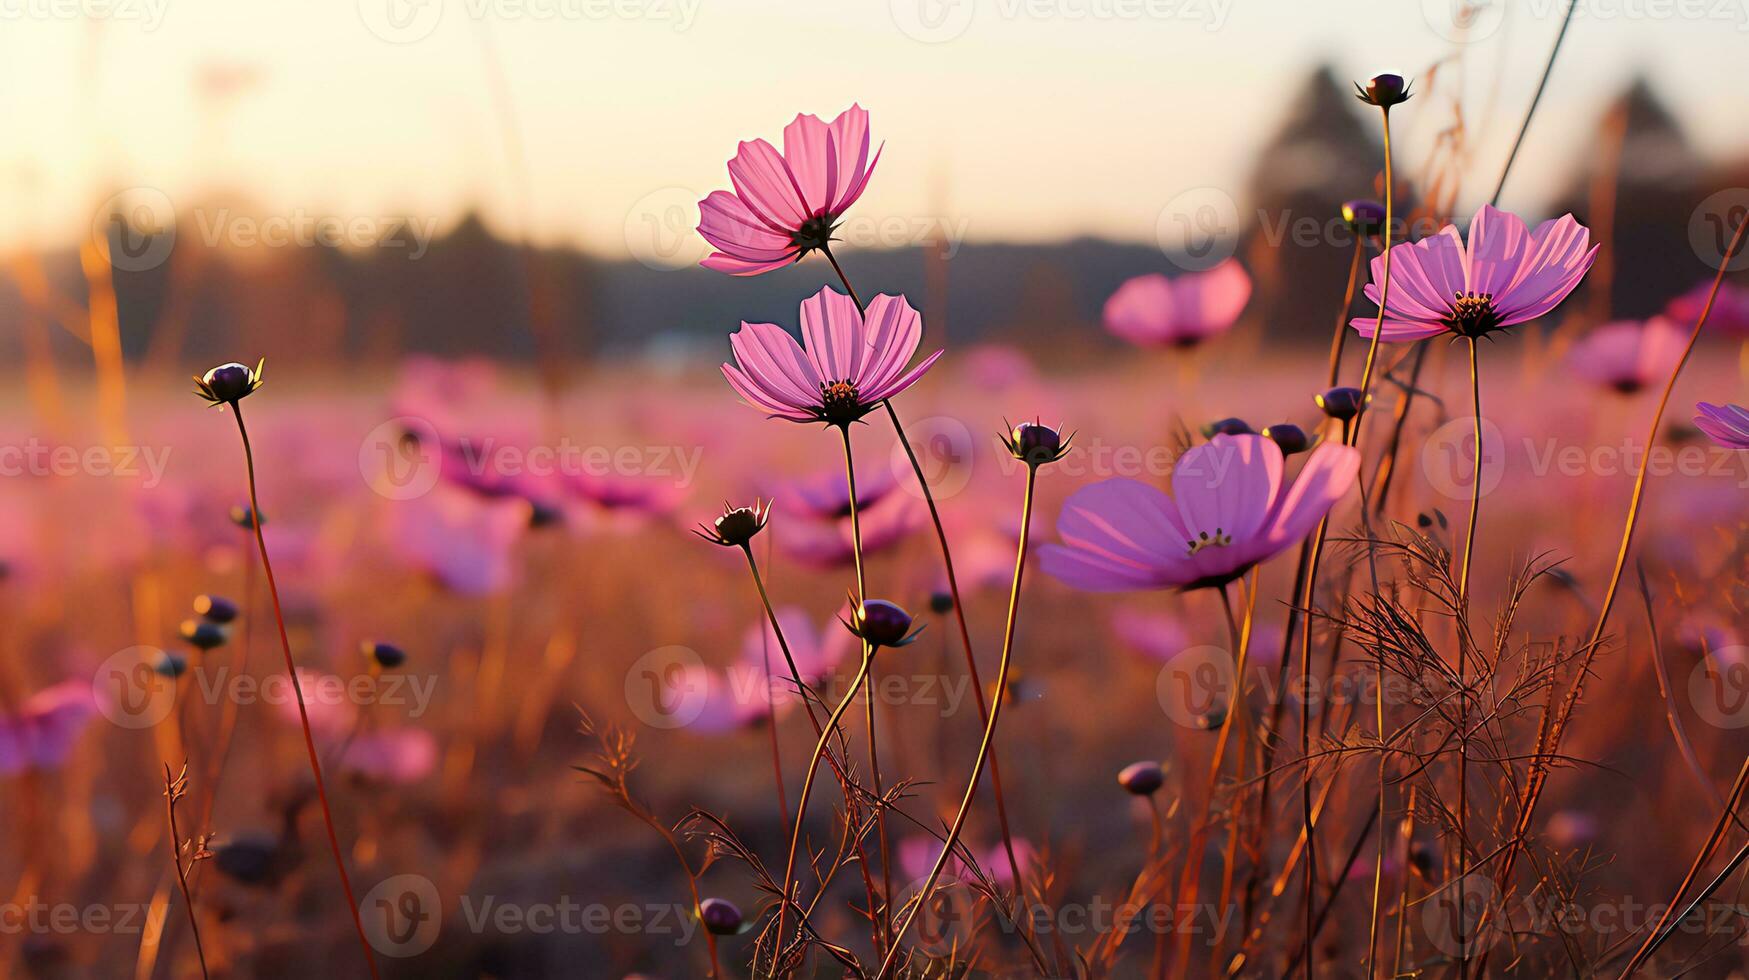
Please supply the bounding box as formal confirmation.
[1488,0,1578,208]
[821,243,1027,900]
[878,463,1038,978]
[232,403,380,980]
[1491,214,1749,929]
[775,647,874,974]
[1328,237,1366,388]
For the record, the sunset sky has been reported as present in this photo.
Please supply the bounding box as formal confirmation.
[2,0,1747,261]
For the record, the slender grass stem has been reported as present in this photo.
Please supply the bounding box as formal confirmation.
[1490,214,1749,937]
[877,461,1039,979]
[163,765,210,980]
[776,646,875,973]
[231,403,380,980]
[822,243,1028,902]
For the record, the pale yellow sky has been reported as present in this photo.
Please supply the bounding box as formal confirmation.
[2,0,1746,261]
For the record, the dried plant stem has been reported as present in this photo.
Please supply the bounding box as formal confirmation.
[163,765,210,980]
[877,461,1039,979]
[775,646,876,974]
[231,403,381,980]
[1491,214,1749,920]
[823,244,1028,898]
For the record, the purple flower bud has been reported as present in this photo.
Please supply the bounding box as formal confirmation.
[363,641,407,670]
[1261,423,1309,455]
[179,618,228,652]
[699,897,742,936]
[1005,420,1068,467]
[853,599,916,648]
[1316,387,1366,421]
[194,360,263,405]
[928,591,955,615]
[1341,199,1387,236]
[1355,73,1411,109]
[193,594,239,624]
[1203,417,1253,438]
[1117,761,1165,796]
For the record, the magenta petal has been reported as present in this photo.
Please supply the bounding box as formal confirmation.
[864,348,941,403]
[1350,316,1447,342]
[1464,205,1534,298]
[697,190,794,259]
[1256,442,1360,558]
[1171,435,1281,549]
[702,252,794,276]
[799,286,866,383]
[1696,402,1749,450]
[858,293,925,394]
[1044,478,1196,591]
[826,104,872,212]
[726,138,808,231]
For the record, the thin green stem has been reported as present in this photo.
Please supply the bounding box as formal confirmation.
[232,403,381,980]
[877,462,1039,979]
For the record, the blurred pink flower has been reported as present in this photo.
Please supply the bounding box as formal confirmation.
[770,458,898,520]
[568,471,683,518]
[1564,318,1686,394]
[1109,607,1191,662]
[898,835,1037,888]
[664,663,769,735]
[272,669,359,738]
[722,287,942,424]
[1040,434,1359,592]
[385,486,529,595]
[1103,259,1252,348]
[776,494,926,568]
[697,104,881,275]
[0,681,96,775]
[739,607,852,691]
[1677,611,1739,656]
[1666,280,1749,335]
[1350,205,1597,342]
[340,728,439,785]
[1695,402,1749,450]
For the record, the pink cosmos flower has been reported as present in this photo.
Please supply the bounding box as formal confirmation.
[661,663,768,735]
[340,728,439,785]
[1666,280,1749,336]
[776,494,925,568]
[1695,402,1749,450]
[1103,259,1252,348]
[740,607,852,692]
[1039,434,1360,592]
[771,458,898,520]
[1109,608,1191,663]
[898,835,1037,888]
[1350,205,1597,342]
[722,286,941,425]
[1564,317,1686,394]
[0,681,96,775]
[697,104,881,275]
[384,486,529,596]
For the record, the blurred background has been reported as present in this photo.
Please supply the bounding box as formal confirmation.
[7,1,1749,977]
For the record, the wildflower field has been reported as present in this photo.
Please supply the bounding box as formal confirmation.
[8,5,1749,979]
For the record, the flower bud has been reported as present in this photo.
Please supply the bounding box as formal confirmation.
[928,591,955,615]
[230,504,264,529]
[1341,199,1387,236]
[695,500,771,548]
[1316,387,1366,421]
[194,360,264,405]
[1117,761,1165,796]
[1004,420,1069,467]
[1202,417,1253,438]
[851,599,919,648]
[363,641,407,670]
[699,898,743,936]
[1261,423,1309,455]
[179,618,228,652]
[193,594,239,624]
[155,652,188,678]
[1355,73,1411,109]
